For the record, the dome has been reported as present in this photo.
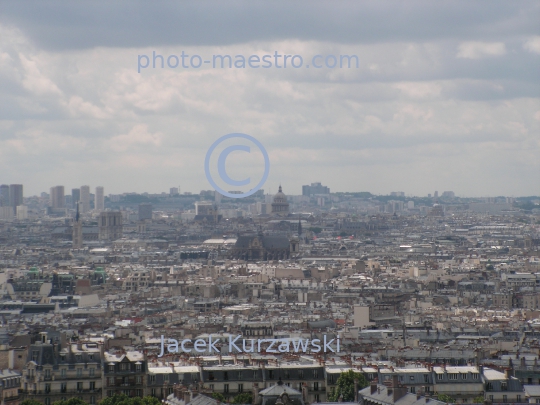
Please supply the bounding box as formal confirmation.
[273,185,287,203]
[271,185,289,216]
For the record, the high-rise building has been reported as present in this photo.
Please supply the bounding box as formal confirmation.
[95,186,105,211]
[170,187,179,195]
[16,205,28,220]
[9,184,23,214]
[50,186,65,209]
[72,188,81,208]
[80,185,90,213]
[302,182,330,196]
[138,203,153,221]
[98,211,123,240]
[0,185,9,207]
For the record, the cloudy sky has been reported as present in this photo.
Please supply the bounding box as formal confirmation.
[1,1,539,197]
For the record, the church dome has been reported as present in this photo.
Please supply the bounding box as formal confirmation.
[271,185,289,216]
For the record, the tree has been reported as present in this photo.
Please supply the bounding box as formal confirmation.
[99,395,161,405]
[22,400,43,405]
[472,396,484,403]
[53,399,88,405]
[437,394,455,403]
[212,393,226,402]
[232,393,253,404]
[328,370,368,402]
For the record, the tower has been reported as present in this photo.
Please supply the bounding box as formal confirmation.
[9,184,23,214]
[72,202,83,249]
[50,186,65,209]
[95,186,105,211]
[0,185,9,207]
[80,185,90,213]
[71,188,81,208]
[98,211,123,240]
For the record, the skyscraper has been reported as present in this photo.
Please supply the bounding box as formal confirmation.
[9,184,23,214]
[95,186,105,211]
[0,185,9,207]
[72,188,81,208]
[50,186,65,209]
[80,185,90,213]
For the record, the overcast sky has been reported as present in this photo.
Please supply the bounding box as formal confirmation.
[0,1,539,197]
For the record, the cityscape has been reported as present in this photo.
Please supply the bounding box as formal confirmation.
[1,2,539,405]
[0,182,539,405]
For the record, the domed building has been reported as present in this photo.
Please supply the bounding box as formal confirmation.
[271,185,289,217]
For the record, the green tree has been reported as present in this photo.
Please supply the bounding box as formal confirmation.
[99,395,161,405]
[53,399,88,405]
[328,370,368,402]
[309,227,322,234]
[437,394,455,403]
[212,393,226,402]
[22,400,43,405]
[232,393,253,404]
[472,396,484,403]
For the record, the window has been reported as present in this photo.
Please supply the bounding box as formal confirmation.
[150,375,156,383]
[109,365,115,372]
[253,370,258,379]
[136,376,142,384]
[77,382,83,391]
[314,394,320,403]
[472,373,479,380]
[224,384,229,394]
[224,371,229,381]
[437,374,443,380]
[90,368,95,377]
[489,396,493,402]
[89,354,94,361]
[45,383,51,393]
[410,387,416,394]
[314,382,319,391]
[424,374,429,383]
[517,395,521,402]
[238,383,243,393]
[461,374,467,380]
[61,382,67,393]
[151,389,156,397]
[486,383,493,391]
[208,372,215,381]
[164,374,169,383]
[501,382,508,391]
[209,384,214,391]
[45,369,51,378]
[108,391,114,397]
[61,368,67,378]
[502,395,507,403]
[108,377,115,386]
[298,370,304,379]
[410,376,415,381]
[77,368,83,377]
[238,371,243,379]
[90,396,96,405]
[90,382,96,391]
[268,370,274,379]
[136,364,141,372]
[45,399,50,405]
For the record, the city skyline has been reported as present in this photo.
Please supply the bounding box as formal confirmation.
[0,2,538,197]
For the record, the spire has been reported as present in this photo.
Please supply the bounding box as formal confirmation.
[75,201,80,222]
[278,184,282,193]
[298,215,302,236]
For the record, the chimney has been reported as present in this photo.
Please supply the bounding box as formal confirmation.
[370,381,377,395]
[354,379,359,402]
[252,383,259,405]
[183,391,191,404]
[302,383,308,403]
[504,369,511,379]
[392,385,408,403]
[392,375,399,388]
